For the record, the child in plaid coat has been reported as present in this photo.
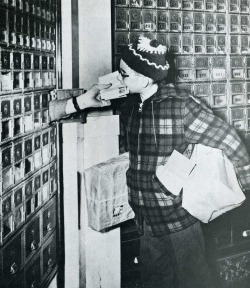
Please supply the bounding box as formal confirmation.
[49,36,250,288]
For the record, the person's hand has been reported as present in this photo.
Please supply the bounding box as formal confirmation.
[48,84,112,122]
[49,98,69,122]
[78,84,111,108]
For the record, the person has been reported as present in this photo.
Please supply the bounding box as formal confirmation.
[49,35,250,288]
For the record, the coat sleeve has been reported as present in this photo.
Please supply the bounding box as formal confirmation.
[184,97,250,191]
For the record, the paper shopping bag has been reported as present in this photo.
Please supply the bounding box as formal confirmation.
[182,144,246,223]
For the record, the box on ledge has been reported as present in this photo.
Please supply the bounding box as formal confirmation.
[84,152,134,232]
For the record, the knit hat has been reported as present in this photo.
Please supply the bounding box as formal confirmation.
[120,35,170,81]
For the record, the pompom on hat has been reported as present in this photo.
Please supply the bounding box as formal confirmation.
[120,35,170,81]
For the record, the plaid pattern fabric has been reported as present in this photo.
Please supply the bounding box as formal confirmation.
[126,83,250,236]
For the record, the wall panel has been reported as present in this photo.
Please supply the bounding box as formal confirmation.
[0,1,59,287]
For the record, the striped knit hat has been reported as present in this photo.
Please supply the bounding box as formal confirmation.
[120,35,170,81]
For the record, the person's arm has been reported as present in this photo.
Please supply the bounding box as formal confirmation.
[49,84,111,121]
[184,97,250,191]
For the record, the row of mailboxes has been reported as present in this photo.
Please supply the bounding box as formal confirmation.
[167,85,250,131]
[0,51,56,91]
[0,114,53,143]
[174,56,250,79]
[115,8,250,34]
[0,160,57,244]
[115,0,249,13]
[114,32,250,55]
[178,83,250,107]
[0,0,56,21]
[1,92,50,118]
[0,3,56,50]
[0,10,56,37]
[1,183,57,244]
[0,36,56,52]
[1,48,55,90]
[114,54,250,80]
[0,71,56,91]
[0,130,57,196]
[0,36,56,53]
[0,226,57,288]
[0,9,56,51]
[0,92,54,143]
[1,50,55,70]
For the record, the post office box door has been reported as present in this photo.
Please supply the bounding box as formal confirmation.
[7,273,24,288]
[25,255,41,288]
[42,233,56,276]
[25,217,40,258]
[231,197,250,243]
[121,239,140,271]
[2,233,22,284]
[43,199,56,238]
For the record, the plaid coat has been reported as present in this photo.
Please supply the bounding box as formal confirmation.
[125,83,250,236]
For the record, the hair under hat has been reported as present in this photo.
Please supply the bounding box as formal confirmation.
[120,36,170,81]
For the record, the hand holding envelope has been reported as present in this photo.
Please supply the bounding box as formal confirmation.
[98,71,129,100]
